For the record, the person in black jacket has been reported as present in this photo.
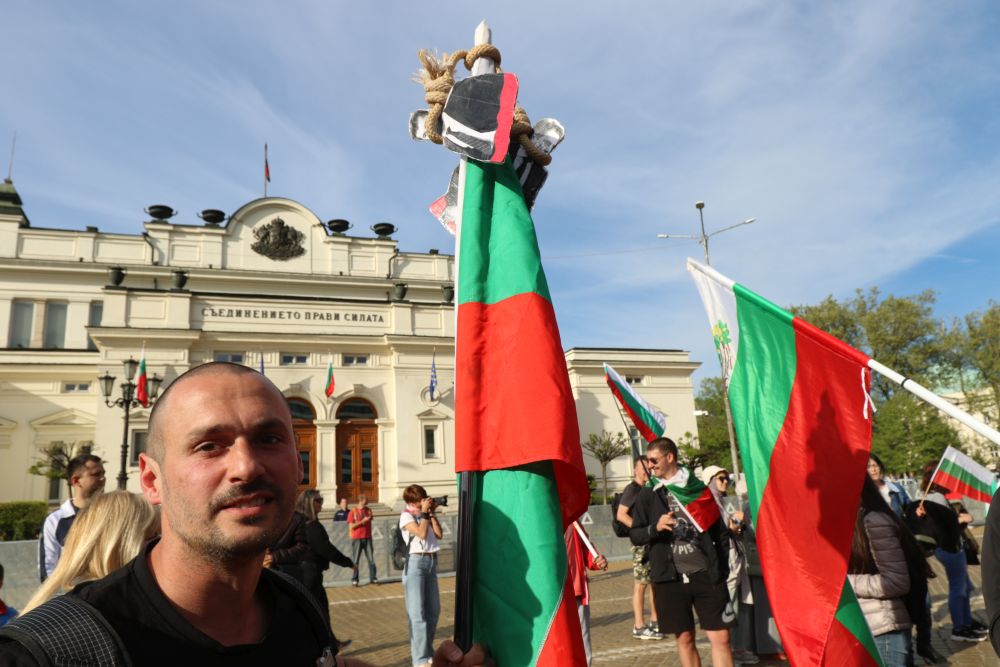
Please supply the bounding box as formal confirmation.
[628,437,734,667]
[983,486,1000,657]
[265,510,309,583]
[296,489,356,631]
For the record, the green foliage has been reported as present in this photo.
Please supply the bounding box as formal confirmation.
[0,501,49,541]
[28,441,86,495]
[691,377,735,470]
[944,301,1000,442]
[582,430,630,505]
[872,393,960,474]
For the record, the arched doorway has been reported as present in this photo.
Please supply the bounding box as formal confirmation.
[335,398,378,503]
[288,397,317,494]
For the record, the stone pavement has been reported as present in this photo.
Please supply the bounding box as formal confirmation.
[330,551,999,666]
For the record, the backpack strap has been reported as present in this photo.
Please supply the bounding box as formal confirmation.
[0,595,131,667]
[265,569,338,656]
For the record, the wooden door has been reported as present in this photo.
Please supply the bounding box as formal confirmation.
[295,426,317,493]
[335,423,379,503]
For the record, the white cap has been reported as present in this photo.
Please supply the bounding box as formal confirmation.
[700,465,727,486]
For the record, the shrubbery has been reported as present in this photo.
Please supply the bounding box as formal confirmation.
[0,501,49,541]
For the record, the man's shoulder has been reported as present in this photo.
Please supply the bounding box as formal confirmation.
[43,500,75,526]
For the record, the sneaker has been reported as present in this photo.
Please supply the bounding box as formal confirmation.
[969,619,988,635]
[950,627,986,642]
[372,578,379,585]
[733,649,760,664]
[351,581,359,587]
[648,621,661,634]
[632,625,662,640]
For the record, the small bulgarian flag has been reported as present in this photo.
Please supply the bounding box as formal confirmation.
[604,363,666,443]
[688,259,881,667]
[931,445,998,504]
[455,157,590,666]
[135,348,149,408]
[654,466,720,532]
[324,355,335,398]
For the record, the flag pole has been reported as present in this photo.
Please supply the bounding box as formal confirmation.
[453,19,494,653]
[264,143,269,198]
[687,259,1000,450]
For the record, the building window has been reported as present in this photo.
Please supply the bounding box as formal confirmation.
[424,425,438,458]
[43,302,68,349]
[280,353,308,365]
[625,375,643,386]
[86,301,103,351]
[131,431,147,466]
[62,382,91,393]
[8,300,33,348]
[48,477,62,502]
[343,354,369,366]
[213,351,245,363]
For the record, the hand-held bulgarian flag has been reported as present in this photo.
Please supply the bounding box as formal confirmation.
[604,363,666,442]
[931,445,999,504]
[654,466,720,532]
[324,355,335,398]
[134,348,149,408]
[687,259,882,667]
[455,157,590,666]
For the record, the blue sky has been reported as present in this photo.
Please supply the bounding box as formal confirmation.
[4,2,999,387]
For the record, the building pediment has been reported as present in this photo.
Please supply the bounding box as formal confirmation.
[0,416,15,448]
[416,408,448,420]
[30,409,97,429]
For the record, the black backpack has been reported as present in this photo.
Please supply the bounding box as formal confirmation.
[392,526,413,570]
[611,492,630,538]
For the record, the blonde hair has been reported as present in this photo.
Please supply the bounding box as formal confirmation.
[296,489,323,522]
[25,491,159,613]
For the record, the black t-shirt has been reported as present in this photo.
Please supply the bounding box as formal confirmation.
[0,541,331,666]
[619,481,642,513]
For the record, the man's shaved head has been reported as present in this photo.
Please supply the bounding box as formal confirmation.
[146,362,288,461]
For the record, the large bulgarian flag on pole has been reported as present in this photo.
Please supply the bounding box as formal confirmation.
[687,258,883,667]
[931,445,999,504]
[454,156,590,665]
[604,362,666,442]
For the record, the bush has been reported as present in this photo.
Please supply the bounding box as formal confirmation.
[0,501,49,541]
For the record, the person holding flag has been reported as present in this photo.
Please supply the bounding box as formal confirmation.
[628,437,733,667]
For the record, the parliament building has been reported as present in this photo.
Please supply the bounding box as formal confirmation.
[0,179,700,507]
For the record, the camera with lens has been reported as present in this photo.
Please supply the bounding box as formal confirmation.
[430,495,449,508]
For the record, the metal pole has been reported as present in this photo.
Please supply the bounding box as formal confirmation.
[117,400,131,490]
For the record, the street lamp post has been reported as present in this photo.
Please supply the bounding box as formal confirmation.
[99,358,162,490]
[657,201,755,478]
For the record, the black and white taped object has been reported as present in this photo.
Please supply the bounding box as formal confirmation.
[509,118,565,211]
[440,72,519,163]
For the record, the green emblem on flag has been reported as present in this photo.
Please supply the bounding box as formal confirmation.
[712,320,734,377]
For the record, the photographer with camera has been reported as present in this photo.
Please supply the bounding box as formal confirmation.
[399,484,444,667]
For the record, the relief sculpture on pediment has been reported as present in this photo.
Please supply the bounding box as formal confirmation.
[251,217,306,261]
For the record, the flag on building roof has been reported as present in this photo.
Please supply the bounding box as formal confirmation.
[265,143,271,183]
[654,466,720,533]
[324,355,335,398]
[604,363,666,443]
[932,445,998,504]
[429,351,438,401]
[688,258,881,667]
[455,157,590,666]
[135,348,149,408]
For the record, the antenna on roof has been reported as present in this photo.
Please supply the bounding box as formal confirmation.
[5,131,15,183]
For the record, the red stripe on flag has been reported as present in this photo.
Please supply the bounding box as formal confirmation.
[534,572,588,666]
[455,293,589,524]
[754,317,872,666]
[821,619,881,667]
[607,381,658,442]
[488,72,519,163]
[933,469,994,504]
[686,487,722,532]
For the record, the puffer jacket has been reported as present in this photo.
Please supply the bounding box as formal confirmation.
[848,511,911,636]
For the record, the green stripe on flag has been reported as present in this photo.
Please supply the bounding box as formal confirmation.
[727,283,797,515]
[457,160,551,306]
[470,462,567,667]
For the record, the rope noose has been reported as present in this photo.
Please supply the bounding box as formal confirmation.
[417,45,551,167]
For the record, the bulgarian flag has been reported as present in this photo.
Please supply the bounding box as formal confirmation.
[455,157,590,666]
[135,348,149,408]
[688,259,882,667]
[931,445,998,504]
[604,363,666,442]
[324,355,335,398]
[654,466,720,532]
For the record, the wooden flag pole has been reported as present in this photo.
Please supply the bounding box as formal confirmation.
[454,19,494,654]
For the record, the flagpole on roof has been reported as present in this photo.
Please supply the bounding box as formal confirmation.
[264,143,269,198]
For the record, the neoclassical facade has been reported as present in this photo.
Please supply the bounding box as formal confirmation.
[0,180,700,505]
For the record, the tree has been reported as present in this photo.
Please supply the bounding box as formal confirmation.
[871,393,959,474]
[692,377,735,470]
[582,430,630,504]
[28,441,89,496]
